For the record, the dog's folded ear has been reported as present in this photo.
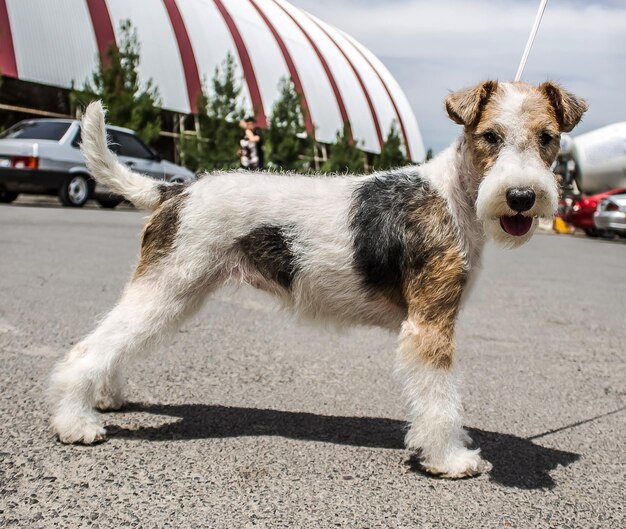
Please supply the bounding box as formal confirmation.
[445,81,498,127]
[540,82,588,133]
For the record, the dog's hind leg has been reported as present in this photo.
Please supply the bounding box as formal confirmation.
[396,254,491,479]
[49,267,213,444]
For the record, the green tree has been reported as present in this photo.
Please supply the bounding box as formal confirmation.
[425,148,434,161]
[321,124,365,174]
[178,91,210,173]
[375,121,407,170]
[72,19,161,144]
[267,77,312,171]
[179,52,245,172]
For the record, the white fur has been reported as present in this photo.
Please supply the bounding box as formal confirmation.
[176,172,406,328]
[421,142,485,265]
[476,147,558,248]
[395,321,492,477]
[49,274,210,443]
[81,101,168,210]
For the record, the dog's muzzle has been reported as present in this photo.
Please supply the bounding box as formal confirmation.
[500,187,536,236]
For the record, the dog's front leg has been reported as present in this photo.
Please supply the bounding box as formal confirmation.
[396,317,489,478]
[394,251,491,478]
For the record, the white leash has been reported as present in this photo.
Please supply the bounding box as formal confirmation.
[514,0,549,82]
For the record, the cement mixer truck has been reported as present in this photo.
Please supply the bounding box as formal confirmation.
[555,123,626,237]
[557,122,626,194]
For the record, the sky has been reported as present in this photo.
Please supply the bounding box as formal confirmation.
[290,0,626,154]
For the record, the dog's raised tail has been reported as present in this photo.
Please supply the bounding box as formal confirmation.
[81,101,177,211]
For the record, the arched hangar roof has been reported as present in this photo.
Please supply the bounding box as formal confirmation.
[0,0,425,160]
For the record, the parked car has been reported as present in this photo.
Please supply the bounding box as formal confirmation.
[594,194,626,238]
[0,119,194,208]
[566,187,626,237]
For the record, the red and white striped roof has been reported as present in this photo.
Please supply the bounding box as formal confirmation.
[0,0,425,160]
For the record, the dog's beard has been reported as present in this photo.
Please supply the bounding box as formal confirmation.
[475,166,558,249]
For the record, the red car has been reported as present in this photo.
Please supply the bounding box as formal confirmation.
[567,188,626,236]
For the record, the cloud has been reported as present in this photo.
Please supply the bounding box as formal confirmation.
[291,0,626,152]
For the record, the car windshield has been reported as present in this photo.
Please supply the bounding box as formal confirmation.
[0,121,71,141]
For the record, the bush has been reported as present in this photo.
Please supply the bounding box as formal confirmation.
[321,124,365,174]
[178,53,245,172]
[375,122,407,170]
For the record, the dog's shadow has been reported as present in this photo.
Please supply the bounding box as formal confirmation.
[109,403,579,490]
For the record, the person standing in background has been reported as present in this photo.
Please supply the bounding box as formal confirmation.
[238,117,264,170]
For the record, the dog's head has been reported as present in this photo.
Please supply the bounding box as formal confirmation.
[446,81,587,247]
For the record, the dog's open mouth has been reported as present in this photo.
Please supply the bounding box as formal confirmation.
[499,214,533,236]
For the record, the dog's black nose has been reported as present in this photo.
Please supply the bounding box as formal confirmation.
[506,188,536,213]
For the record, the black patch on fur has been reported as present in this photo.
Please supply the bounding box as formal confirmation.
[350,172,458,304]
[158,182,187,204]
[237,225,298,289]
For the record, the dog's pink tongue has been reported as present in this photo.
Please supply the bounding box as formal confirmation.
[500,215,533,236]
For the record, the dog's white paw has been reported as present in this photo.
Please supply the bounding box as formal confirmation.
[94,392,125,412]
[422,448,491,479]
[459,428,473,447]
[52,412,106,444]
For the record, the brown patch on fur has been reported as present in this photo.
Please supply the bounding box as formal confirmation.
[520,93,562,166]
[399,320,455,370]
[158,182,187,204]
[134,195,184,279]
[539,82,588,133]
[400,206,468,369]
[448,81,586,176]
[465,121,501,176]
[445,81,498,127]
[401,247,467,370]
[466,83,566,175]
[406,248,467,324]
[469,101,505,174]
[446,81,502,176]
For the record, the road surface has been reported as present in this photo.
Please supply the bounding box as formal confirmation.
[1,203,624,528]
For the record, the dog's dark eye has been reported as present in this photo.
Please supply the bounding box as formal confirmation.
[483,131,501,145]
[539,132,553,147]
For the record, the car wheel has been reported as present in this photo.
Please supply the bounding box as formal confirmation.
[97,198,122,209]
[584,228,599,238]
[0,191,19,203]
[59,175,91,207]
[599,230,616,240]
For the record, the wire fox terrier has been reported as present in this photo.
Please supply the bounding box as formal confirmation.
[49,81,586,479]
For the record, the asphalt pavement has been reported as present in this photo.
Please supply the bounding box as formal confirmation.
[0,200,624,528]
